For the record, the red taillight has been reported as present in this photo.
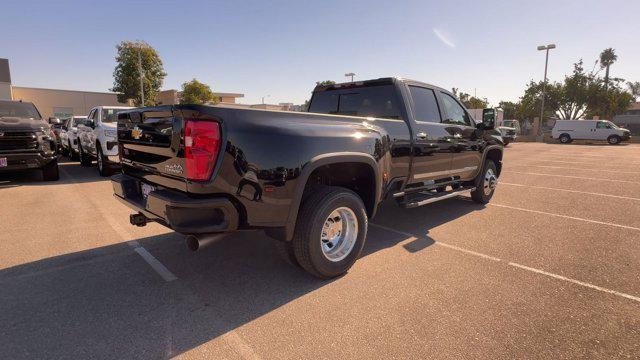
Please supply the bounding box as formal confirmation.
[184,119,221,181]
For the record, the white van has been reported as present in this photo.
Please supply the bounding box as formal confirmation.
[551,120,631,145]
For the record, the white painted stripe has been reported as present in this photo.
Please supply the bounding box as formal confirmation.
[221,331,263,360]
[369,223,501,261]
[488,203,640,231]
[499,182,640,201]
[369,223,640,304]
[510,164,640,175]
[508,262,640,303]
[527,159,640,168]
[505,171,640,184]
[59,166,178,282]
[134,247,178,282]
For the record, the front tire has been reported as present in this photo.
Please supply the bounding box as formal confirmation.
[559,133,572,144]
[607,135,620,145]
[41,159,59,181]
[96,145,112,176]
[470,160,497,204]
[79,144,92,167]
[292,186,368,279]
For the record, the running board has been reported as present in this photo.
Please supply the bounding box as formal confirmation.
[399,187,475,208]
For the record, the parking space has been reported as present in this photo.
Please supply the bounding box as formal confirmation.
[1,142,640,359]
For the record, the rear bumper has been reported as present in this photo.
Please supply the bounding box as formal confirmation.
[0,152,56,172]
[111,173,239,234]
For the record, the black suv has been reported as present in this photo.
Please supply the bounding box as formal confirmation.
[0,100,59,181]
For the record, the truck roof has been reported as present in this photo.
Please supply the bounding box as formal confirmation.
[313,77,449,94]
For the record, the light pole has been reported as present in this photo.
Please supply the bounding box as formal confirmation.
[261,95,270,104]
[537,43,556,135]
[345,72,355,82]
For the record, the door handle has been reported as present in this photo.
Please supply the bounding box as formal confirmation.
[416,132,427,140]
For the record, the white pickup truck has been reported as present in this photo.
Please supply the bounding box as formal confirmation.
[77,106,132,176]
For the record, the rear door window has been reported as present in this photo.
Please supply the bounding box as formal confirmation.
[409,86,441,123]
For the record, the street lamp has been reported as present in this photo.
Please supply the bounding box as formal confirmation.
[537,43,556,135]
[345,72,355,82]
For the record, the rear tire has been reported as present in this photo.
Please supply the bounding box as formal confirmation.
[607,135,620,145]
[79,144,92,167]
[292,186,368,279]
[470,160,497,204]
[41,159,59,181]
[559,133,572,144]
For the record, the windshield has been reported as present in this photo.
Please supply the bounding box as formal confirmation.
[308,85,402,119]
[607,121,619,129]
[503,120,517,127]
[101,108,124,123]
[0,101,42,119]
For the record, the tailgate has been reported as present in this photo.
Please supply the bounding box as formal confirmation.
[117,107,186,185]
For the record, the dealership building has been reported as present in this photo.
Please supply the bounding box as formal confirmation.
[0,58,244,119]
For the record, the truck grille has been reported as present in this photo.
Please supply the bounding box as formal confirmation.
[0,131,39,152]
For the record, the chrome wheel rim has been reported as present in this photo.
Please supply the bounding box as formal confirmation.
[483,168,497,196]
[320,207,358,262]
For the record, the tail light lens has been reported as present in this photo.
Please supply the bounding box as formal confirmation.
[184,119,221,181]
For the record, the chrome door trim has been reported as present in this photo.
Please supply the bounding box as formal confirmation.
[412,166,478,180]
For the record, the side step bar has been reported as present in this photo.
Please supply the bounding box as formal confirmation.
[399,186,475,208]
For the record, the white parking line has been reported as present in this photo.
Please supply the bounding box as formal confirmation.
[369,223,640,304]
[134,247,178,282]
[488,203,640,231]
[59,166,178,282]
[508,262,640,303]
[526,159,640,168]
[499,182,640,201]
[510,164,640,175]
[505,171,640,184]
[369,223,502,261]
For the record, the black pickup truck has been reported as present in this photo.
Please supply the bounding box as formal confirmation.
[0,100,59,181]
[112,77,504,278]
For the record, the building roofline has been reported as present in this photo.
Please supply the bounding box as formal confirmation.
[11,85,121,96]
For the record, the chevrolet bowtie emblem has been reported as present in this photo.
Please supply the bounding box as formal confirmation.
[131,126,142,140]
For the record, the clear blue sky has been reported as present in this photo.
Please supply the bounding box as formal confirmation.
[2,0,639,105]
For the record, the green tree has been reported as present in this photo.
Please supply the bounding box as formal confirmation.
[180,79,217,105]
[498,101,519,119]
[316,80,336,86]
[452,88,488,108]
[111,40,166,106]
[628,81,640,101]
[599,48,617,90]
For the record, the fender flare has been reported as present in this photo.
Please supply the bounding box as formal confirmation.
[476,145,503,177]
[283,152,381,241]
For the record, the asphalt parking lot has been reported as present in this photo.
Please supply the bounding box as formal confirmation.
[1,142,639,359]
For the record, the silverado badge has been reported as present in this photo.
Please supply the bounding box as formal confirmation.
[131,126,142,140]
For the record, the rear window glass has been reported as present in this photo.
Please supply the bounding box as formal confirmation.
[308,85,402,119]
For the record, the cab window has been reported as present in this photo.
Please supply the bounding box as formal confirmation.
[596,121,610,129]
[440,93,471,126]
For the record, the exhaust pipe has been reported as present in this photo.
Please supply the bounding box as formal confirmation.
[185,234,227,251]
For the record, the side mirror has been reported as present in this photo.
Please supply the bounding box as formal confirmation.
[48,117,61,125]
[478,108,496,130]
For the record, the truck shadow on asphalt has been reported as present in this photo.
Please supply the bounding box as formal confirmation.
[0,158,109,188]
[0,198,482,359]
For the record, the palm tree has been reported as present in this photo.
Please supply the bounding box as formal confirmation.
[599,48,617,90]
